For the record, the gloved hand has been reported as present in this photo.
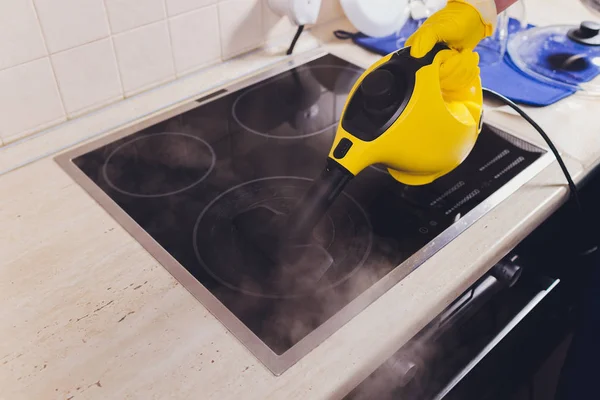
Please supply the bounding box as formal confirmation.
[437,48,480,95]
[405,0,496,58]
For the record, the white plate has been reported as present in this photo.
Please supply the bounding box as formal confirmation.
[340,0,411,38]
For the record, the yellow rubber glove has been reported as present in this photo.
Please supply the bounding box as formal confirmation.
[405,0,495,58]
[437,49,480,95]
[436,49,483,125]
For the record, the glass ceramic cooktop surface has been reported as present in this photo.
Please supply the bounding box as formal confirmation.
[57,52,549,375]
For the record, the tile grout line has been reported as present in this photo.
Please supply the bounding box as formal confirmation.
[102,0,116,33]
[101,0,127,98]
[216,2,226,60]
[260,0,267,43]
[163,0,179,76]
[66,94,124,120]
[215,0,268,60]
[28,0,68,119]
[28,0,50,56]
[31,0,113,59]
[109,37,127,101]
[0,54,46,74]
[0,34,124,75]
[214,1,224,65]
[105,10,169,36]
[258,0,266,50]
[172,5,224,78]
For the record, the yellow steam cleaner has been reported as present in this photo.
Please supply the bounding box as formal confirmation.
[235,44,484,262]
[284,44,484,241]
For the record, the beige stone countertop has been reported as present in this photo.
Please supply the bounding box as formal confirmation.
[1,1,599,399]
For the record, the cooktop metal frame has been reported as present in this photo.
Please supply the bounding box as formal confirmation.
[55,47,555,376]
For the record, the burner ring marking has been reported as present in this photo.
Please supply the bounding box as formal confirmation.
[102,132,216,198]
[192,176,373,299]
[231,65,363,140]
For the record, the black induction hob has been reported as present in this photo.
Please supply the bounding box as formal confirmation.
[55,50,553,375]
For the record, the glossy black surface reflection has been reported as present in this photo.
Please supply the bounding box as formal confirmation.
[73,54,544,355]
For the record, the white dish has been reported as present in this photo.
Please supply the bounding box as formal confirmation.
[340,0,410,38]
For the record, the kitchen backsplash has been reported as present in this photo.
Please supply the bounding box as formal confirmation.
[0,0,344,146]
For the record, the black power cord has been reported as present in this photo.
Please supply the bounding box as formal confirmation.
[483,88,598,256]
[286,25,305,55]
[482,88,581,211]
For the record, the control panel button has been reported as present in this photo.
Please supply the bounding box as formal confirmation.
[333,138,353,159]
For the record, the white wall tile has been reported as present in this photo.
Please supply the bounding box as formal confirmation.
[169,6,221,76]
[51,39,123,117]
[0,0,47,71]
[0,0,343,144]
[166,0,217,16]
[218,0,264,59]
[113,21,175,95]
[262,0,296,41]
[105,0,166,34]
[33,0,110,53]
[0,58,65,143]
